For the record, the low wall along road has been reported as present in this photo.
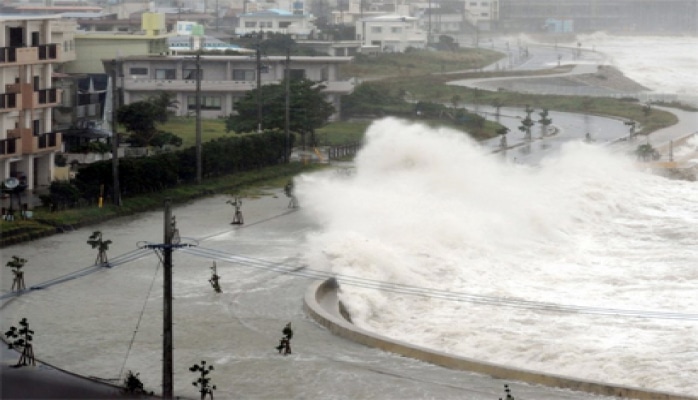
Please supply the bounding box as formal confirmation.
[303,278,695,400]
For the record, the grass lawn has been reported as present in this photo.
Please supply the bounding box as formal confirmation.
[341,48,503,78]
[159,117,231,148]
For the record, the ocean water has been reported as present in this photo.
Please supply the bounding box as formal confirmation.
[298,85,698,394]
[577,33,698,97]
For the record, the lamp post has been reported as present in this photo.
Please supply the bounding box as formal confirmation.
[110,59,121,206]
[256,31,262,133]
[195,51,202,184]
[284,46,290,163]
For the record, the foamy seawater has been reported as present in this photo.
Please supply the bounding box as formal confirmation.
[298,118,698,394]
[577,33,698,96]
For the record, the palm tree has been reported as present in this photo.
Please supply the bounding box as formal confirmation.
[451,94,461,110]
[518,105,535,141]
[6,255,26,291]
[497,126,510,149]
[491,99,504,121]
[538,108,552,137]
[635,143,660,162]
[87,231,112,266]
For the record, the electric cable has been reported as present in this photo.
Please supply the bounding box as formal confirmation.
[118,256,162,381]
[181,245,698,322]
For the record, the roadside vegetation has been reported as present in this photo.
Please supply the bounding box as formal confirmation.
[0,162,324,247]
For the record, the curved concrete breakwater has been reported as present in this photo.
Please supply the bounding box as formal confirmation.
[304,279,694,400]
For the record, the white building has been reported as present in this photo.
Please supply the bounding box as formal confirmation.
[1,15,77,196]
[356,15,427,52]
[114,54,354,120]
[235,9,317,39]
[464,0,499,30]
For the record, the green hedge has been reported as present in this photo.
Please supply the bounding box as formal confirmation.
[75,131,292,202]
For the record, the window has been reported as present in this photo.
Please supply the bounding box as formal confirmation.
[187,95,221,110]
[279,21,292,28]
[371,26,382,33]
[481,12,489,17]
[391,27,402,33]
[481,1,489,5]
[245,21,257,28]
[182,68,202,80]
[130,67,148,75]
[470,2,477,6]
[155,69,176,79]
[260,21,273,28]
[289,69,305,80]
[232,69,256,81]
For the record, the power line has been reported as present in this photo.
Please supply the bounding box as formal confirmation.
[180,246,698,322]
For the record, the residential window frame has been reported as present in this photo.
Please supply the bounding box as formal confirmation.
[154,68,176,79]
[187,95,222,110]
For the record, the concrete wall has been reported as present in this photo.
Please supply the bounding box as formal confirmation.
[303,279,696,400]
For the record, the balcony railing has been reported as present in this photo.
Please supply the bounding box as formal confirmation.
[0,137,20,158]
[0,43,59,65]
[8,128,61,154]
[7,128,29,139]
[5,83,21,93]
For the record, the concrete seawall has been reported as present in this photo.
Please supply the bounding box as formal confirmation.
[303,278,695,400]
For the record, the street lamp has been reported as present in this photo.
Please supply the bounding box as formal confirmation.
[110,59,122,206]
[195,51,202,184]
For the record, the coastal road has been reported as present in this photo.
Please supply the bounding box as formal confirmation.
[1,192,617,399]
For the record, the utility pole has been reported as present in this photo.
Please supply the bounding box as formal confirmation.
[256,31,262,133]
[162,199,174,399]
[427,0,432,45]
[110,59,121,206]
[215,0,220,31]
[284,46,290,163]
[139,200,194,399]
[195,51,202,184]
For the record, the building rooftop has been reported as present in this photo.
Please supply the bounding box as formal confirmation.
[116,54,353,62]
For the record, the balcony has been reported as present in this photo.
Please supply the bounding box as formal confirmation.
[36,131,61,152]
[0,137,21,159]
[34,88,60,108]
[8,128,62,154]
[0,44,59,65]
[0,93,19,112]
[37,44,58,61]
[5,83,22,94]
[0,47,17,64]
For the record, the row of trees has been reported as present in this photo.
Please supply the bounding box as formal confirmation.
[57,132,290,206]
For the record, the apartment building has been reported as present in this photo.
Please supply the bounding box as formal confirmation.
[113,54,354,120]
[0,16,76,194]
[235,9,317,38]
[356,15,427,52]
